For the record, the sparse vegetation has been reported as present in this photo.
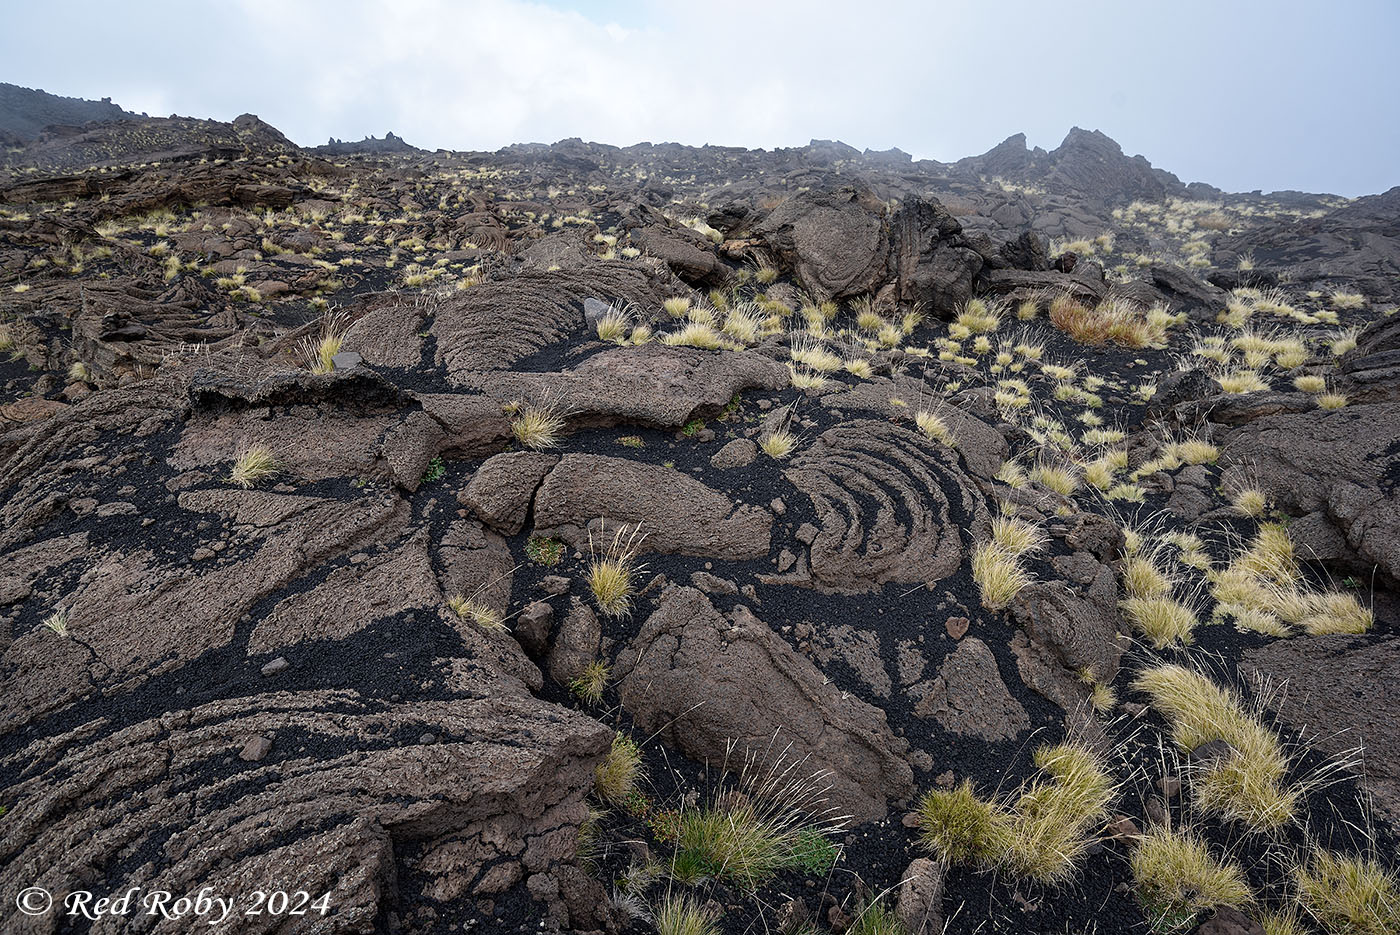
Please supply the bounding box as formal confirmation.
[525,535,565,566]
[760,429,797,459]
[595,733,643,803]
[447,594,506,630]
[971,543,1033,610]
[587,524,646,617]
[653,892,718,935]
[1131,827,1252,933]
[570,658,610,705]
[511,399,567,450]
[228,446,278,488]
[1133,664,1297,831]
[1294,848,1400,935]
[916,741,1114,883]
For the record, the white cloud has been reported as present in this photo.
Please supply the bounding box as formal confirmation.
[2,0,1398,194]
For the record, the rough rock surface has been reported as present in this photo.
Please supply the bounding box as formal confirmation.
[782,421,989,592]
[618,587,914,821]
[463,451,559,535]
[466,344,789,429]
[912,637,1030,741]
[533,454,772,559]
[1241,636,1400,820]
[1010,570,1126,711]
[1220,400,1400,582]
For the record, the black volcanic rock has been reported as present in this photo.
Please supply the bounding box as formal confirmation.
[1044,126,1185,206]
[0,82,138,142]
[1214,185,1400,302]
[314,131,423,156]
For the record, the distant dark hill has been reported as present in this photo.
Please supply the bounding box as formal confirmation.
[312,131,423,156]
[0,83,140,144]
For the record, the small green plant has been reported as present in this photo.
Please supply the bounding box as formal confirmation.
[228,446,279,488]
[681,418,706,438]
[668,747,845,889]
[570,658,610,706]
[653,892,718,935]
[526,536,565,566]
[618,434,644,448]
[420,456,445,483]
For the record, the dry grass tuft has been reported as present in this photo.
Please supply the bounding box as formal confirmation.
[595,733,644,804]
[570,658,610,705]
[760,427,797,459]
[916,742,1115,884]
[914,409,956,446]
[297,310,350,374]
[1050,294,1167,347]
[990,515,1046,557]
[654,893,718,935]
[1294,848,1400,935]
[1121,595,1199,649]
[670,748,845,889]
[228,446,279,488]
[511,399,568,450]
[972,543,1033,610]
[1131,826,1252,933]
[587,524,646,618]
[956,297,1002,333]
[1230,487,1269,518]
[448,594,506,630]
[1133,664,1297,831]
[916,779,1008,864]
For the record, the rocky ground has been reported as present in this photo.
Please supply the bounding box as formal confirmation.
[1,93,1398,935]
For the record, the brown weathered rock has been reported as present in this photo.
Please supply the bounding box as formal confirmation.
[533,454,772,560]
[1242,635,1400,820]
[913,638,1029,741]
[755,182,890,300]
[1010,570,1126,711]
[546,598,602,686]
[781,420,989,592]
[1221,401,1400,582]
[895,857,946,935]
[1194,906,1265,935]
[0,664,609,935]
[710,437,758,469]
[466,344,788,430]
[463,451,559,534]
[618,587,913,821]
[432,265,668,374]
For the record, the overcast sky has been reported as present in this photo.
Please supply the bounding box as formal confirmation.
[3,0,1397,196]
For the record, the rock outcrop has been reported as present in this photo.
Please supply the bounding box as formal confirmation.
[618,587,914,822]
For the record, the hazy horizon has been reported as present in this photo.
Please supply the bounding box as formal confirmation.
[3,0,1397,197]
